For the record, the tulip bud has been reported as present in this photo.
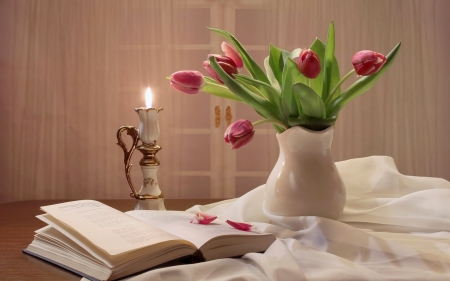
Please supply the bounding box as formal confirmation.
[203,54,238,84]
[297,49,321,79]
[221,41,243,68]
[224,119,255,149]
[170,70,205,94]
[352,50,386,76]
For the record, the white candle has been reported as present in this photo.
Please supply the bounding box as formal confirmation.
[145,87,153,108]
[135,87,162,144]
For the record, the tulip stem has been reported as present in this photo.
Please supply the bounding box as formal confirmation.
[252,119,288,129]
[325,69,355,105]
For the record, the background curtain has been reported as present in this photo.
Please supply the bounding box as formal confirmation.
[1,0,449,204]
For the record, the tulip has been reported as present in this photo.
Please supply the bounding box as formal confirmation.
[203,54,238,84]
[352,50,386,76]
[297,49,321,79]
[226,220,254,231]
[221,41,243,68]
[190,212,218,225]
[224,119,255,149]
[170,70,205,94]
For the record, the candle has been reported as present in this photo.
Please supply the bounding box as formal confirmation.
[146,87,152,108]
[135,87,162,144]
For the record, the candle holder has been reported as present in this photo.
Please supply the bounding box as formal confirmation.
[116,107,165,210]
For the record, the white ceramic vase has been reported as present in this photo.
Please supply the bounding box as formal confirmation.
[263,126,346,219]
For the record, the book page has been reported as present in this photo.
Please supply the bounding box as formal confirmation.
[40,200,186,257]
[34,217,118,267]
[127,210,268,249]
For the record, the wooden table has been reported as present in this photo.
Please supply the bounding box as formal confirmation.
[0,199,221,280]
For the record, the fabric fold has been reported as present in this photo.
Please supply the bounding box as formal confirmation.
[86,156,450,281]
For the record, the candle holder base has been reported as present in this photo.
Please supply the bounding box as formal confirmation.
[134,198,166,210]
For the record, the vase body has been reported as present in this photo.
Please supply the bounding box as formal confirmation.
[264,126,346,219]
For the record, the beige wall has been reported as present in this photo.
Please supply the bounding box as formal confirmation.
[1,0,449,204]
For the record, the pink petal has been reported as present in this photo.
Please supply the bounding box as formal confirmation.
[203,60,224,84]
[170,81,201,94]
[203,57,238,85]
[228,119,253,137]
[224,119,255,149]
[223,126,231,143]
[221,42,243,68]
[226,220,253,231]
[230,130,254,149]
[171,70,205,88]
[218,61,238,76]
[352,50,386,76]
[297,49,321,79]
[190,212,218,225]
[208,54,237,68]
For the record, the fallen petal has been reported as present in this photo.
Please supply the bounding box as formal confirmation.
[226,220,253,231]
[190,212,218,225]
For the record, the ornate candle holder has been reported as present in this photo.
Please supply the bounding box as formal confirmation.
[116,107,165,210]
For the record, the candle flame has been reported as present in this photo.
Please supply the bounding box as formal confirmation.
[145,87,152,108]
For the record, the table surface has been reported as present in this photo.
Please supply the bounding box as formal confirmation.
[0,199,222,281]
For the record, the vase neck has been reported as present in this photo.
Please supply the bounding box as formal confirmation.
[276,126,334,154]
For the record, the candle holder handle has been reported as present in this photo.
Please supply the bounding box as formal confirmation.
[116,126,141,199]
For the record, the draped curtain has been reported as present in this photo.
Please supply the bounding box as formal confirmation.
[1,0,449,204]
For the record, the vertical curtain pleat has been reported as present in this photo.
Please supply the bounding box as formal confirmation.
[1,0,188,203]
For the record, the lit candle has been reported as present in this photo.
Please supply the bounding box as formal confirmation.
[135,87,163,144]
[145,87,152,108]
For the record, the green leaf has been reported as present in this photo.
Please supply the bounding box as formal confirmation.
[281,58,308,117]
[238,81,266,98]
[281,58,307,119]
[204,76,221,85]
[202,82,243,102]
[327,59,341,102]
[292,83,326,118]
[269,44,284,86]
[309,38,340,99]
[309,39,325,97]
[208,27,270,84]
[322,22,336,102]
[209,56,281,121]
[272,124,284,133]
[264,56,281,92]
[326,42,402,117]
[234,74,281,108]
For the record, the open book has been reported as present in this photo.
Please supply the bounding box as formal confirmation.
[23,200,275,281]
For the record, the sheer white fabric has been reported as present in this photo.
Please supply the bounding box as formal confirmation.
[99,156,450,281]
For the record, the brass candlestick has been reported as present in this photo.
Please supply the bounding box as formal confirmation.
[116,107,165,210]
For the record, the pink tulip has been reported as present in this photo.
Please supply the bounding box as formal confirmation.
[190,212,218,225]
[221,41,243,68]
[203,54,238,84]
[226,220,254,231]
[170,70,205,94]
[352,50,386,76]
[224,119,255,149]
[297,49,321,79]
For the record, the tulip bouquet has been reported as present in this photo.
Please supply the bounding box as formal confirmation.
[170,22,401,149]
